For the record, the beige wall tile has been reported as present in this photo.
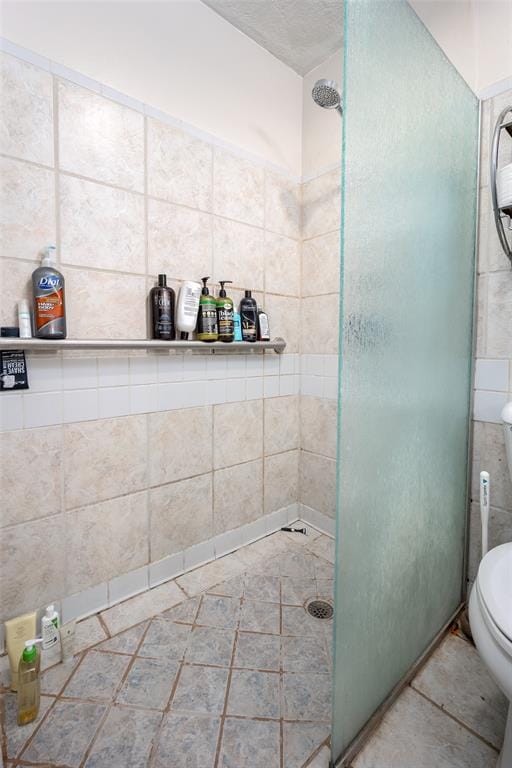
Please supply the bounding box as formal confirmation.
[300,451,336,519]
[0,257,37,327]
[66,491,149,593]
[150,473,213,561]
[302,169,341,240]
[486,272,512,357]
[1,514,66,621]
[264,233,300,297]
[302,231,340,297]
[0,157,55,261]
[213,217,264,291]
[264,450,299,514]
[213,148,264,227]
[468,501,512,581]
[0,53,53,166]
[213,399,263,469]
[64,415,147,509]
[301,396,337,458]
[265,171,301,239]
[301,294,339,355]
[148,198,212,281]
[1,426,63,528]
[148,406,212,486]
[264,294,300,353]
[58,80,144,191]
[64,268,147,339]
[147,118,212,211]
[60,175,145,273]
[264,396,299,455]
[471,421,512,511]
[213,459,263,534]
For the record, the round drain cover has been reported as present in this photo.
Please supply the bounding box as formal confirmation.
[307,599,333,620]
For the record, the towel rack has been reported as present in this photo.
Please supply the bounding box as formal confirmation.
[490,105,512,267]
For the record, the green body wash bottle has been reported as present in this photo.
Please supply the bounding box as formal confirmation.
[197,277,218,342]
[217,281,234,343]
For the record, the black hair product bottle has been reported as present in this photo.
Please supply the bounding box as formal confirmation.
[240,290,258,342]
[150,274,175,340]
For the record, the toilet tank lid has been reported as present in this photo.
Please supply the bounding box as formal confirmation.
[478,542,512,642]
[502,402,512,424]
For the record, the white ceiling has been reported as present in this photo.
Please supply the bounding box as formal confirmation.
[201,0,344,75]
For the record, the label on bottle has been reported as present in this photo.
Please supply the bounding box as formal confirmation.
[152,290,174,339]
[182,286,200,318]
[218,303,234,337]
[241,309,257,341]
[198,304,218,336]
[258,313,270,341]
[35,274,64,332]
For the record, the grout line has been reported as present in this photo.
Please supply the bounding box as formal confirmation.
[409,685,500,753]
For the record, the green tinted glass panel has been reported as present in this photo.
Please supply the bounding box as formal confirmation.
[331,0,478,759]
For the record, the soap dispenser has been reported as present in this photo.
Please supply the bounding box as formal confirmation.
[217,281,234,343]
[17,639,42,725]
[197,277,218,342]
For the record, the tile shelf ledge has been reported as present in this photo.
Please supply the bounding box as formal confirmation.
[0,337,286,354]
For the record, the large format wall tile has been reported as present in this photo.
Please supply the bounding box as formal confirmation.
[0,257,36,327]
[213,399,263,469]
[213,459,263,534]
[301,396,337,459]
[264,233,300,297]
[150,473,213,561]
[213,148,264,227]
[265,172,301,240]
[63,415,147,509]
[486,271,512,357]
[471,421,512,511]
[64,268,147,339]
[264,450,299,514]
[60,175,145,273]
[300,451,336,518]
[66,491,148,593]
[302,168,341,240]
[148,199,212,281]
[213,217,264,292]
[0,53,53,165]
[1,514,66,620]
[264,295,300,353]
[301,294,339,355]
[58,81,144,191]
[264,396,299,455]
[0,157,55,261]
[1,426,62,527]
[147,118,212,211]
[302,231,340,297]
[148,406,213,486]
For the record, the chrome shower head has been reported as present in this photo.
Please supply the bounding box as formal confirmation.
[312,78,342,116]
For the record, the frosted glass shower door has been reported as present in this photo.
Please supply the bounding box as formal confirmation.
[331,0,479,761]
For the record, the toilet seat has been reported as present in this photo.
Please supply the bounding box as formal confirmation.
[476,542,512,648]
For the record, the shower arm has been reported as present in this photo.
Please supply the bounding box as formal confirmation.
[490,105,512,267]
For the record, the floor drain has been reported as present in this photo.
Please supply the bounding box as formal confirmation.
[306,599,333,620]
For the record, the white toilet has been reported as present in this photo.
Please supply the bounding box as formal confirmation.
[469,402,512,768]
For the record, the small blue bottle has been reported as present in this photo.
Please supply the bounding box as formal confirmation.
[233,311,243,341]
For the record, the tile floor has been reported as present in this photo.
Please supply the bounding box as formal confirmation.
[0,526,507,768]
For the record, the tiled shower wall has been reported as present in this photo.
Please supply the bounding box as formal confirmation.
[0,49,305,637]
[470,87,512,581]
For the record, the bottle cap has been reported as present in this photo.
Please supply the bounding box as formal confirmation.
[22,639,42,663]
[18,299,30,313]
[219,280,232,298]
[201,277,210,295]
[45,604,55,617]
[244,290,252,298]
[42,245,56,267]
[157,274,167,287]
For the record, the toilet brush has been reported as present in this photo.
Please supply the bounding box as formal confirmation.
[480,471,490,558]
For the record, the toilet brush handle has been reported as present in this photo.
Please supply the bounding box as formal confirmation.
[480,471,490,558]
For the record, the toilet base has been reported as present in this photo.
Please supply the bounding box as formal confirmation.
[497,704,512,768]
